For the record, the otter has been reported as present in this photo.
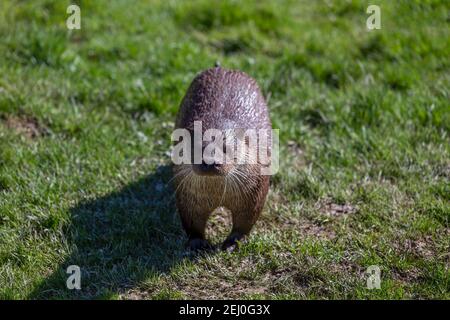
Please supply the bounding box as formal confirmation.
[172,66,272,251]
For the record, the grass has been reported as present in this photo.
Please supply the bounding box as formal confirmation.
[0,0,448,299]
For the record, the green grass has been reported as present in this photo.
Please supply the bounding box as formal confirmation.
[0,0,449,299]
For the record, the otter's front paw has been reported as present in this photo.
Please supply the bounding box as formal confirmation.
[187,238,213,252]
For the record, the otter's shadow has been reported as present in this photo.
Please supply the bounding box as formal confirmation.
[31,165,191,299]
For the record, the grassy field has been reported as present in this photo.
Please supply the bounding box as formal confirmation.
[0,0,449,299]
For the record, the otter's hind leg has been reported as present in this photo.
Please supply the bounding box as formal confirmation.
[222,204,263,251]
[222,178,269,251]
[176,197,213,251]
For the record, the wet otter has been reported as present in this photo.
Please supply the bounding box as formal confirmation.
[172,66,272,251]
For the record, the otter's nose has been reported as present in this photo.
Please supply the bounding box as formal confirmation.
[200,159,219,171]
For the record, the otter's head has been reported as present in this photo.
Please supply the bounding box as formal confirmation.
[171,131,268,203]
[172,125,272,195]
[191,125,265,177]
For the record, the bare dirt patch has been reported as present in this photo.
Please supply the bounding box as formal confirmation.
[3,115,47,139]
[299,222,336,239]
[403,236,436,261]
[260,212,336,240]
[317,199,358,217]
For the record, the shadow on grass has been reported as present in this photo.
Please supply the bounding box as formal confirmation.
[30,165,194,299]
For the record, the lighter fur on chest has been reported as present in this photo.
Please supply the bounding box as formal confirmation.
[173,165,258,214]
